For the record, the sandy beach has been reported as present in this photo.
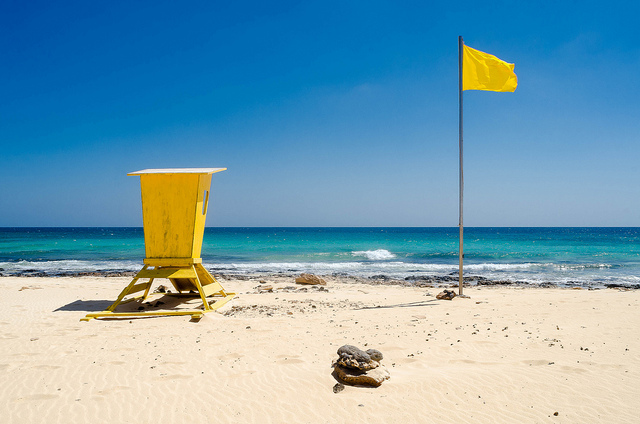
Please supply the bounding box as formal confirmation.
[1,275,638,423]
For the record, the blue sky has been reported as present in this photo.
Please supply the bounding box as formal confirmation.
[1,0,639,227]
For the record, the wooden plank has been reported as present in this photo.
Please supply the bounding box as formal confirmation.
[207,293,236,311]
[194,264,215,286]
[128,282,151,294]
[136,268,197,279]
[144,258,201,266]
[85,309,213,318]
[202,282,224,297]
[170,277,197,292]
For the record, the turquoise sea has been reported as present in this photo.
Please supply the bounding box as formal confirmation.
[1,227,639,287]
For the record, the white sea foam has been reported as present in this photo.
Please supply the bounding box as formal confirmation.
[465,263,547,271]
[207,260,640,287]
[351,249,396,260]
[554,263,613,270]
[2,259,638,287]
[211,261,543,277]
[0,260,141,274]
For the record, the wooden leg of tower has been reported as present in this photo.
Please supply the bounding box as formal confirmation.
[82,263,236,322]
[194,263,236,310]
[105,265,150,312]
[190,265,212,311]
[194,263,225,296]
[141,278,154,301]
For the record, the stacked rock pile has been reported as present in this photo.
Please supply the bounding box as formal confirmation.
[332,345,390,388]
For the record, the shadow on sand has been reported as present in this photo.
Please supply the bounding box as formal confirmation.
[355,299,439,310]
[55,294,206,319]
[54,299,113,312]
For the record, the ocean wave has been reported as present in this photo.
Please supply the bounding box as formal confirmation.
[442,262,544,272]
[0,259,606,276]
[213,261,548,275]
[2,259,638,287]
[554,263,615,270]
[351,249,396,260]
[0,259,141,275]
[208,261,640,286]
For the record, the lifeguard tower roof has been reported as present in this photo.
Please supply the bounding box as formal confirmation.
[128,168,226,175]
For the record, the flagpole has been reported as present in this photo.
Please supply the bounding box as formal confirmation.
[458,36,464,296]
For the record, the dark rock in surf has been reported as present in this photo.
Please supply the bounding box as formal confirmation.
[436,289,457,300]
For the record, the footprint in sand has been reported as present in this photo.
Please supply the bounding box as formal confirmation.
[276,358,304,364]
[218,353,244,361]
[0,334,18,339]
[275,355,304,365]
[96,386,131,395]
[559,365,588,374]
[12,352,39,357]
[522,359,552,366]
[80,334,98,339]
[155,374,194,381]
[16,394,59,402]
[160,361,187,366]
[31,365,62,370]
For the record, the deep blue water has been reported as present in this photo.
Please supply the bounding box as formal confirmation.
[1,227,639,286]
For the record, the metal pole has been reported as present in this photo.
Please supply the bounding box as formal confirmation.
[458,36,464,296]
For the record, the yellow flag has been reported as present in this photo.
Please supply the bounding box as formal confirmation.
[463,45,517,92]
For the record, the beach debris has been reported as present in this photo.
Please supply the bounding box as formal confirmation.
[257,285,273,292]
[332,383,345,393]
[295,273,327,285]
[332,345,390,387]
[436,289,457,300]
[153,285,167,293]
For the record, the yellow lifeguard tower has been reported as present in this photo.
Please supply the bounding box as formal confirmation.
[82,168,235,321]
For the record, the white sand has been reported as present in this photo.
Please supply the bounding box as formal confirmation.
[1,275,639,423]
